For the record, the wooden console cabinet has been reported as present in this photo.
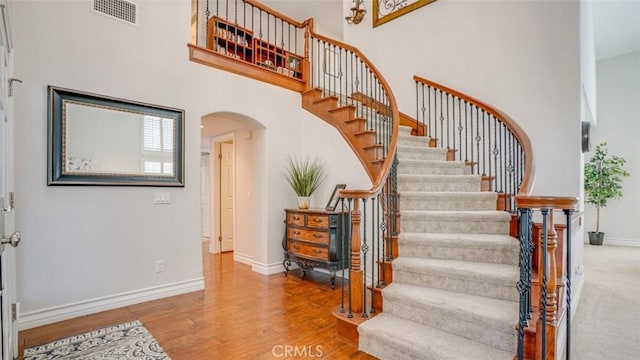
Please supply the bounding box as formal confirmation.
[283,208,349,288]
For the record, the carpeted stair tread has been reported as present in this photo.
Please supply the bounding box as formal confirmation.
[393,257,519,284]
[393,257,518,301]
[397,144,448,160]
[398,232,520,265]
[401,191,497,211]
[383,283,518,351]
[398,159,467,175]
[358,313,514,360]
[401,210,511,234]
[398,133,432,146]
[397,174,482,192]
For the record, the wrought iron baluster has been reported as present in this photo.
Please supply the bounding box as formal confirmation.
[488,115,493,191]
[540,208,549,360]
[564,208,574,360]
[340,197,346,314]
[437,90,442,147]
[478,111,487,176]
[415,82,420,135]
[370,195,376,314]
[457,99,463,162]
[446,93,451,149]
[347,198,353,319]
[517,207,532,360]
[362,198,369,318]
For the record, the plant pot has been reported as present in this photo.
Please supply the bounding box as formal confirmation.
[297,196,310,209]
[588,231,605,246]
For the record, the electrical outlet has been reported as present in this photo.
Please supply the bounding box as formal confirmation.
[155,260,165,273]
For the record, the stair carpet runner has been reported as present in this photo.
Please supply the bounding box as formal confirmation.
[358,125,520,359]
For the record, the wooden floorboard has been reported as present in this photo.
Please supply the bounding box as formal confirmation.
[18,243,374,359]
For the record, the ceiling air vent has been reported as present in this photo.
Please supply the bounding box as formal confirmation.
[93,0,137,25]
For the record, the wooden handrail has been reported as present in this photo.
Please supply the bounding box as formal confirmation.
[307,21,400,199]
[413,75,535,195]
[516,196,578,210]
[244,0,305,28]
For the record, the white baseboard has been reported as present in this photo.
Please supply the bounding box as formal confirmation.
[233,252,253,266]
[18,277,204,331]
[252,260,285,275]
[600,237,640,247]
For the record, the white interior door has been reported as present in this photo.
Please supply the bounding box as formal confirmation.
[0,2,19,358]
[219,142,234,252]
[200,153,211,240]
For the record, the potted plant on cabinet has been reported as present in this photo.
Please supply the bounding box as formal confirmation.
[284,155,326,209]
[584,142,630,245]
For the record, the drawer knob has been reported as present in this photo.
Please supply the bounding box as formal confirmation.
[313,233,323,238]
[313,218,323,222]
[293,231,301,236]
[293,216,301,220]
[292,245,300,250]
[312,249,323,254]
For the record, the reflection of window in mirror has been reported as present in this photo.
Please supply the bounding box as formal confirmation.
[142,116,174,175]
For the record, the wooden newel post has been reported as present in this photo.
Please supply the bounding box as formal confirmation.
[536,210,558,360]
[302,19,312,91]
[350,199,363,314]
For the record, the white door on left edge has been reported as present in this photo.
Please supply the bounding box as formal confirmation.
[0,2,20,359]
[220,142,234,253]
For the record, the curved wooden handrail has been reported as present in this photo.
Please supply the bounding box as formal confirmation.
[307,21,400,199]
[413,75,535,195]
[244,0,305,28]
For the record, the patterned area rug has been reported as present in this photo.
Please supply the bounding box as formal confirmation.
[24,320,170,360]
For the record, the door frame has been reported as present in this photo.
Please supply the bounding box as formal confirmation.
[209,132,236,254]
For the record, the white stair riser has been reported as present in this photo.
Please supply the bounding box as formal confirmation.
[383,300,517,353]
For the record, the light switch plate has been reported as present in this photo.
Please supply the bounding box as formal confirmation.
[154,192,171,204]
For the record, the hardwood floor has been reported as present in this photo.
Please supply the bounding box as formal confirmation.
[19,244,374,359]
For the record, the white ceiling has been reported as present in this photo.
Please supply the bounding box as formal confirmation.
[591,0,640,60]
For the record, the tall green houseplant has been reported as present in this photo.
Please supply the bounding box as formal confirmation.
[284,155,326,209]
[584,142,630,245]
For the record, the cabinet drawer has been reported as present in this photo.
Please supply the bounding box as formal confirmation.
[307,214,329,229]
[287,213,305,227]
[289,242,328,260]
[288,227,329,245]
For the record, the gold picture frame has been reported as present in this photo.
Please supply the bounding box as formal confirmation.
[373,0,438,27]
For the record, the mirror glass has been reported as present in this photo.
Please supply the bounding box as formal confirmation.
[48,86,184,186]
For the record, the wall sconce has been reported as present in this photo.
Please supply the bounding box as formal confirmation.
[345,0,366,25]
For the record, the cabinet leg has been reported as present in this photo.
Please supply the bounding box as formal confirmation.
[283,259,291,275]
[330,270,336,289]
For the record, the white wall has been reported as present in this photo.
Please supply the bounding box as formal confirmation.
[10,0,369,328]
[586,51,640,246]
[581,0,597,126]
[346,0,583,198]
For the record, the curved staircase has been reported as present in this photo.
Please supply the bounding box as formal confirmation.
[358,126,521,359]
